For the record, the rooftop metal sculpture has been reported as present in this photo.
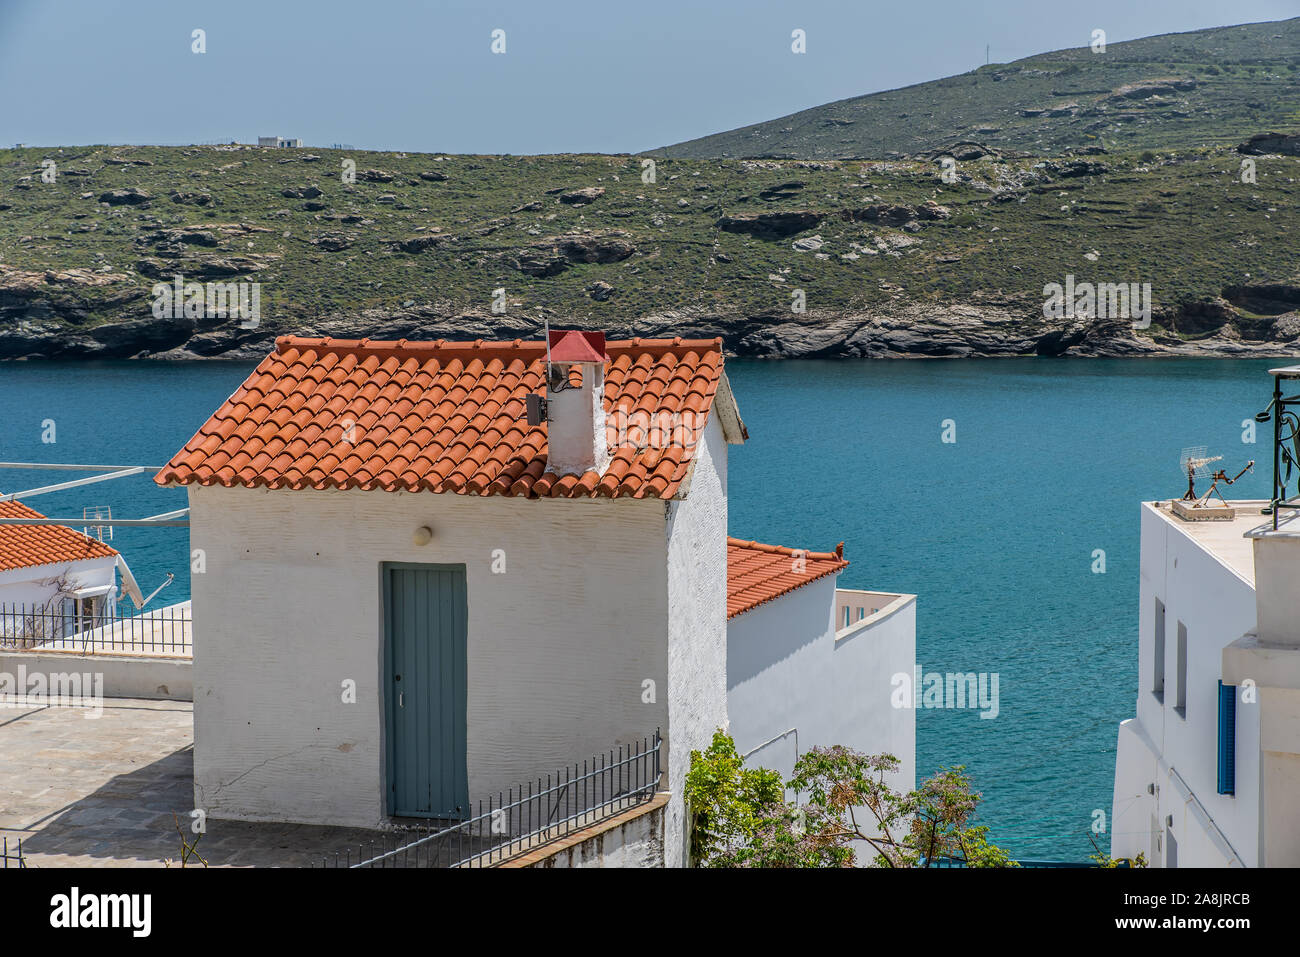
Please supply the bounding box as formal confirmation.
[1178,447,1219,501]
[1178,448,1252,509]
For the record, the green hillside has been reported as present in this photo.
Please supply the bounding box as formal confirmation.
[658,18,1300,159]
[1,140,1297,359]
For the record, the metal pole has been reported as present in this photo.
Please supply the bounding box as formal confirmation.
[1275,374,1283,530]
[0,461,162,472]
[0,466,145,502]
[0,518,190,527]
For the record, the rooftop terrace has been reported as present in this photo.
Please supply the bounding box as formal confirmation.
[1144,499,1281,588]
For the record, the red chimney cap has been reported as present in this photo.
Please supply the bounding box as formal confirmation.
[548,330,607,363]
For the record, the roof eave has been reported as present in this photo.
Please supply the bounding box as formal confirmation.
[727,566,845,620]
[714,372,748,445]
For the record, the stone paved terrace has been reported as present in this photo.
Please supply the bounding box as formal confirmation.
[0,698,389,867]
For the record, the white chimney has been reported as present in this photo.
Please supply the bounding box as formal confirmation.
[545,330,610,476]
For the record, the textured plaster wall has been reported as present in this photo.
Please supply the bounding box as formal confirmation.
[188,483,671,827]
[664,414,729,866]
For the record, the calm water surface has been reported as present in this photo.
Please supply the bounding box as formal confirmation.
[0,356,1281,858]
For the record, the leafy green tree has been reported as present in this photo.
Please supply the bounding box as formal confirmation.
[684,730,784,865]
[1088,831,1149,869]
[787,748,1016,867]
[687,732,1018,868]
[713,801,852,868]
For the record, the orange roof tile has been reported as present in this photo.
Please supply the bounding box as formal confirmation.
[0,501,119,574]
[727,537,848,619]
[156,335,744,499]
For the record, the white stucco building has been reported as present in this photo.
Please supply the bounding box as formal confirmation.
[1111,497,1300,867]
[726,537,916,796]
[0,501,120,636]
[156,332,750,865]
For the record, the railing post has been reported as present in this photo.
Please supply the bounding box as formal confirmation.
[1274,373,1284,530]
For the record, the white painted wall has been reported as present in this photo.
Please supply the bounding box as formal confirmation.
[728,576,839,780]
[525,797,667,868]
[0,649,191,700]
[188,483,673,829]
[0,558,117,611]
[1111,504,1259,867]
[727,579,917,804]
[833,594,917,797]
[664,414,730,866]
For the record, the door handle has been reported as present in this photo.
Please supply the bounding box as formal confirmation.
[399,692,404,708]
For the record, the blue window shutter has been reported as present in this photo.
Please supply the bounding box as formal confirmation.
[1217,681,1236,796]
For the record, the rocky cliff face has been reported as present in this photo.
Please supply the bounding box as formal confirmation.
[4,265,1298,360]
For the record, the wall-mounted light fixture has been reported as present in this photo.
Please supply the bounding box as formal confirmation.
[412,525,433,546]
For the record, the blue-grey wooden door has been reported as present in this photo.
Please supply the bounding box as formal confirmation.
[384,563,468,818]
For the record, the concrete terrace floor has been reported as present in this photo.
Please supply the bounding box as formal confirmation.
[1147,498,1268,586]
[0,698,386,867]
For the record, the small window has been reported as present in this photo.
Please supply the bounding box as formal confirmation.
[1174,621,1188,718]
[78,597,98,632]
[842,607,850,628]
[1153,598,1166,702]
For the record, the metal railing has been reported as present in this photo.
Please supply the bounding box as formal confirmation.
[2,837,27,869]
[1258,370,1300,529]
[921,856,1130,868]
[318,730,662,868]
[0,602,192,657]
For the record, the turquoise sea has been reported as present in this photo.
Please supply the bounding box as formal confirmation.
[0,357,1282,859]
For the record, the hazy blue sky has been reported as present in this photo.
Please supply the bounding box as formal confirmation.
[1,0,1295,153]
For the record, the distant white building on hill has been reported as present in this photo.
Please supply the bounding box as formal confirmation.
[258,136,302,148]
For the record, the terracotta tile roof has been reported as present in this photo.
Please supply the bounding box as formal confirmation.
[155,335,745,499]
[0,501,118,574]
[727,537,848,619]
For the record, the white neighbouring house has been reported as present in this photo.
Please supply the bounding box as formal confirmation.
[725,538,916,796]
[1111,495,1300,868]
[0,500,121,630]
